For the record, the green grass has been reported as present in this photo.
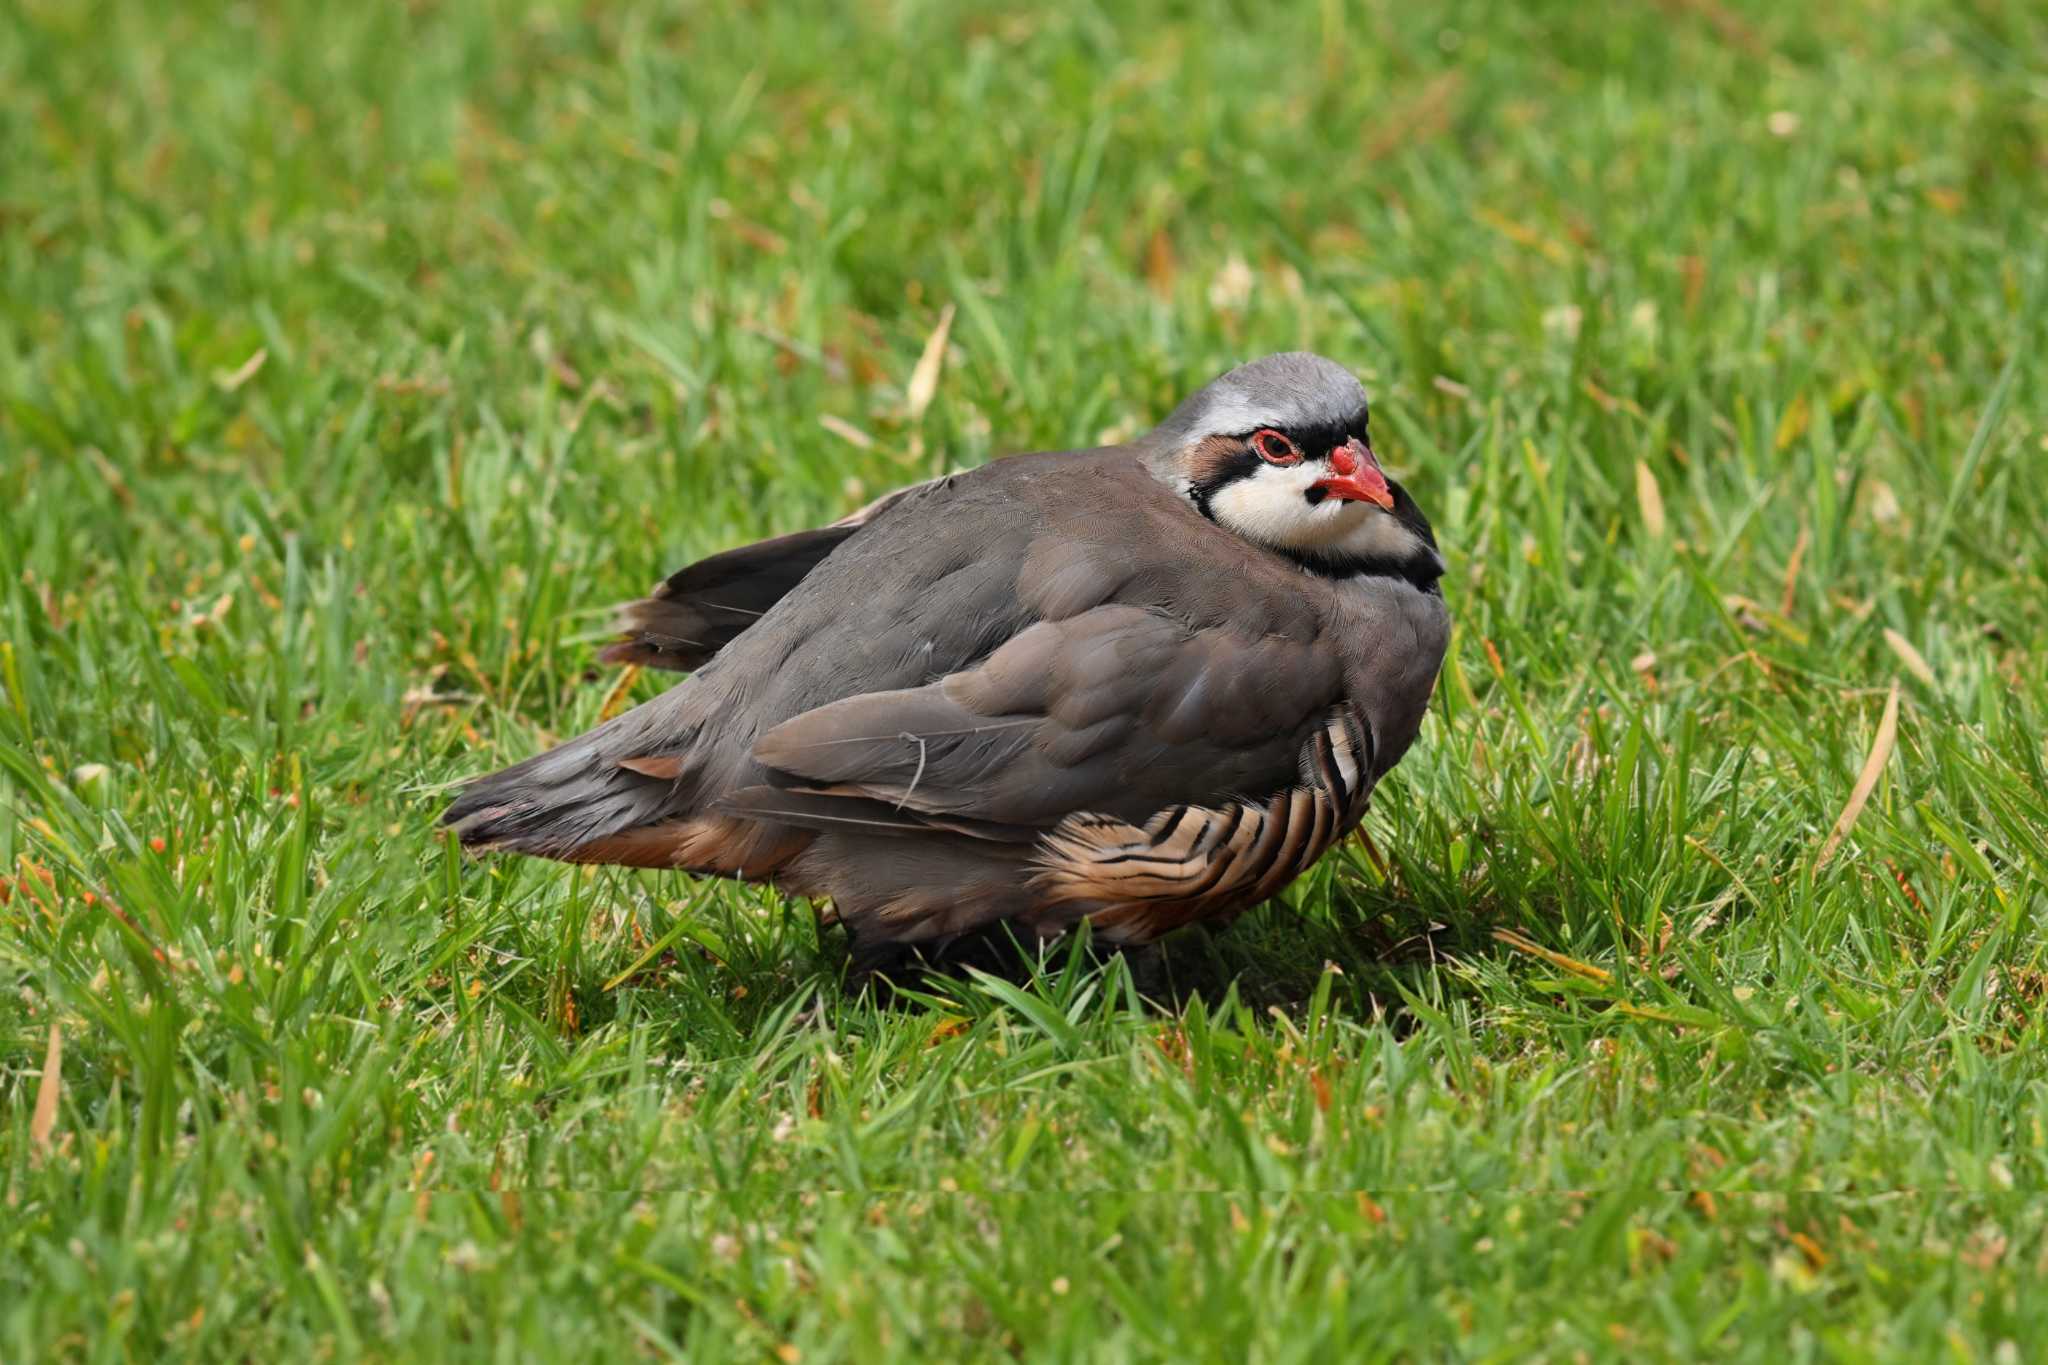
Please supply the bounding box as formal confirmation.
[3,0,2046,1357]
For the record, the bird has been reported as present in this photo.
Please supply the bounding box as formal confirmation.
[442,352,1449,969]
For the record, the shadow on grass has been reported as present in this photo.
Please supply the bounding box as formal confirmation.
[844,881,1488,1030]
[577,843,1532,1049]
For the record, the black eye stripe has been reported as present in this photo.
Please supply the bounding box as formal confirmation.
[1230,411,1369,459]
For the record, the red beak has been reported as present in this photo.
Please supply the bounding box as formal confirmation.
[1312,437,1394,510]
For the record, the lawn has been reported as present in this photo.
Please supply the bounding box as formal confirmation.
[3,0,2046,1358]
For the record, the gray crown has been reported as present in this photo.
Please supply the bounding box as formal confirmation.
[1146,352,1370,449]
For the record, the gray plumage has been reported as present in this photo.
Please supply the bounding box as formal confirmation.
[1143,351,1371,455]
[443,353,1449,962]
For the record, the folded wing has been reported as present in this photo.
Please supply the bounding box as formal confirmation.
[722,603,1375,938]
[727,603,1345,831]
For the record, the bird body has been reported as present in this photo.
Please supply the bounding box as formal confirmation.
[444,353,1448,964]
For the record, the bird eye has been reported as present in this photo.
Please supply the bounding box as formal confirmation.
[1251,430,1300,465]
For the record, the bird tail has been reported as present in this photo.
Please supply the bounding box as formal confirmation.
[595,589,737,673]
[440,708,693,861]
[596,524,862,673]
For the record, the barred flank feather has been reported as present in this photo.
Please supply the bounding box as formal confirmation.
[1032,712,1375,944]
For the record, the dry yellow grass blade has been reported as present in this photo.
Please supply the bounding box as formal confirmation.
[1351,825,1391,880]
[818,414,875,450]
[598,663,642,722]
[1816,681,1900,870]
[30,1019,62,1155]
[211,346,268,392]
[1779,524,1809,616]
[1882,629,1935,687]
[1635,461,1667,540]
[1493,928,1612,984]
[905,303,955,423]
[1491,930,1701,1026]
[1773,392,1811,451]
[1474,206,1570,263]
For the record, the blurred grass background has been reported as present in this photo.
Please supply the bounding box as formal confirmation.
[3,0,2046,1358]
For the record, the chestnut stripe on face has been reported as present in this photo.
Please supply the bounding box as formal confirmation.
[1184,433,1263,522]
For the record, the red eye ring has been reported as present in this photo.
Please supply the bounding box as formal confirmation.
[1251,429,1301,465]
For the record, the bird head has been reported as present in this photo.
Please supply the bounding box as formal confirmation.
[1142,352,1442,584]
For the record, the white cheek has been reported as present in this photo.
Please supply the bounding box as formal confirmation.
[1209,465,1437,565]
[1208,465,1327,548]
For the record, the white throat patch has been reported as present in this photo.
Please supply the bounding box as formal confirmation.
[1206,462,1435,567]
